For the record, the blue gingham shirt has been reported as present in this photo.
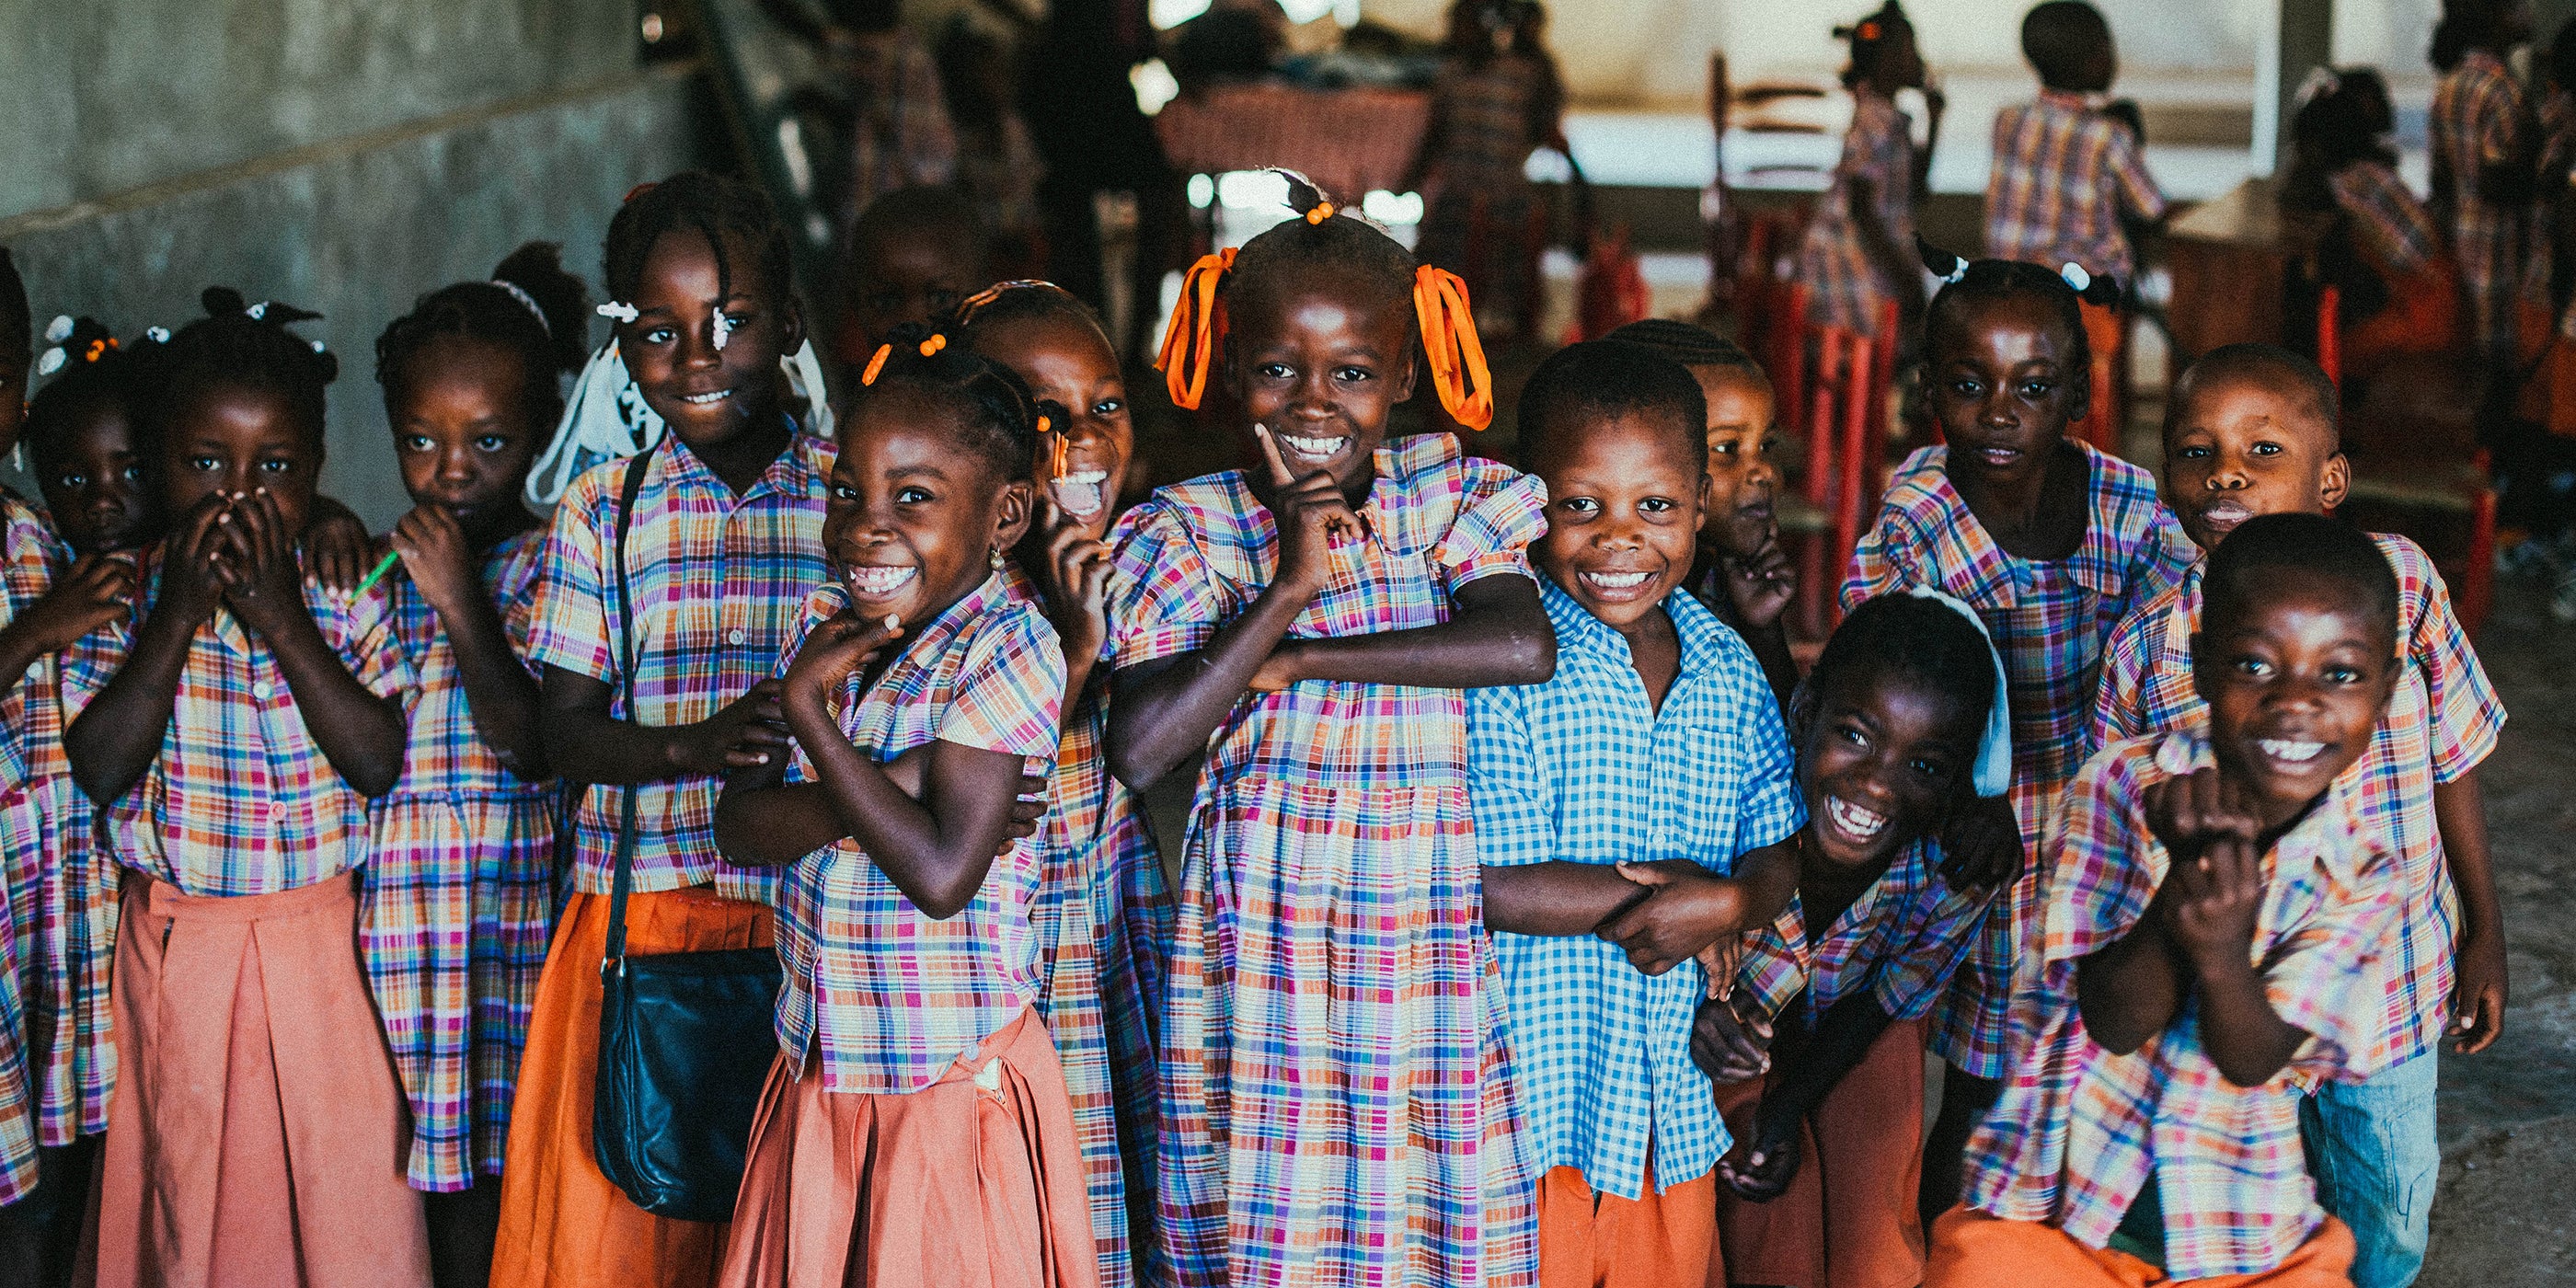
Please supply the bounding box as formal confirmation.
[1468,577,1807,1199]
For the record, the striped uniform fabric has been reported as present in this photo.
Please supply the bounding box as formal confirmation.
[2090,535,2502,1072]
[1797,89,1919,335]
[2329,162,2444,279]
[361,527,558,1191]
[1107,433,1545,1288]
[59,546,420,897]
[770,574,1065,1091]
[0,489,63,1202]
[1983,89,2168,281]
[1964,732,2400,1280]
[2430,51,2527,353]
[1840,443,2192,1077]
[1734,835,1997,1030]
[523,430,834,907]
[1469,577,1805,1201]
[1004,564,1174,1288]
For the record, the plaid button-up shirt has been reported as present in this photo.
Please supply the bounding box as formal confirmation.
[1734,835,1997,1030]
[2329,161,2444,279]
[2432,51,2527,351]
[1984,89,2168,281]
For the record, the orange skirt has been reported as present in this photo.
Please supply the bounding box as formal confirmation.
[489,887,775,1288]
[1925,1205,2356,1287]
[1535,1157,1717,1288]
[719,1006,1099,1288]
[88,871,430,1288]
[1711,1018,1927,1288]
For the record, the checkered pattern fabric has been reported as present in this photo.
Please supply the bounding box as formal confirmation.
[2330,162,2444,279]
[1734,835,1997,1030]
[1964,732,2401,1280]
[1984,89,2168,281]
[0,489,64,1199]
[1841,443,2192,1076]
[1107,433,1545,1288]
[1470,577,1805,1202]
[1799,90,1919,335]
[2432,51,2527,351]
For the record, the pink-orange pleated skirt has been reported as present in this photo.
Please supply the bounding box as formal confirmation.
[86,870,431,1288]
[1925,1206,2355,1287]
[719,1006,1099,1288]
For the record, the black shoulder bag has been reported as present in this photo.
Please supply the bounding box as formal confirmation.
[592,447,787,1223]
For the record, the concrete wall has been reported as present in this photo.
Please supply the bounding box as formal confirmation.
[1,1,722,527]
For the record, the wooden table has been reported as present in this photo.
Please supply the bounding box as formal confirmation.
[2164,177,2316,360]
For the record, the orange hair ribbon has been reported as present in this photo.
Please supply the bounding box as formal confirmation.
[1155,247,1236,411]
[1411,266,1494,430]
[860,343,893,386]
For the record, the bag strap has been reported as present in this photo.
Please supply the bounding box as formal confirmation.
[601,446,656,978]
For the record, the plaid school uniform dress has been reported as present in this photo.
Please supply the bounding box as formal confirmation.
[362,527,558,1191]
[2329,162,2444,278]
[1107,433,1546,1288]
[0,490,63,1201]
[1004,565,1175,1288]
[2090,535,2502,1074]
[1733,836,1996,1032]
[523,431,834,906]
[1470,578,1806,1201]
[1984,89,2167,282]
[2431,51,2527,354]
[1798,89,1919,336]
[1963,733,2401,1279]
[1840,443,2192,1078]
[770,574,1065,1089]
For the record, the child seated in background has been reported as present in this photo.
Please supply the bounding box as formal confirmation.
[1469,339,1803,1288]
[1929,512,2409,1288]
[834,185,991,374]
[1698,590,2008,1288]
[2283,70,2464,380]
[2093,345,2504,1288]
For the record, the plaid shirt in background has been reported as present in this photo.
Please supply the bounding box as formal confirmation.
[362,528,557,1190]
[523,431,834,907]
[1733,835,1997,1031]
[1470,578,1806,1201]
[0,490,62,1202]
[2432,51,2527,352]
[2329,162,2444,278]
[771,574,1064,1094]
[1798,89,1919,335]
[1984,89,2168,281]
[1964,733,2400,1280]
[60,546,419,897]
[2091,534,2501,1071]
[1841,443,2193,1077]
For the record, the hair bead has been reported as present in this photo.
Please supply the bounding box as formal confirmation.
[861,342,893,386]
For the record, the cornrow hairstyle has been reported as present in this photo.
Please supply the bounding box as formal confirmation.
[1516,339,1708,476]
[2203,512,2399,654]
[1800,591,1999,776]
[1157,170,1495,428]
[1834,1,1913,90]
[851,321,1057,479]
[953,279,1112,351]
[26,318,170,472]
[602,172,797,317]
[1917,236,2118,386]
[1603,317,1768,380]
[377,242,591,430]
[147,287,338,458]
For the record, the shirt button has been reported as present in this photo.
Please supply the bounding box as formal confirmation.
[727,627,747,646]
[252,680,274,701]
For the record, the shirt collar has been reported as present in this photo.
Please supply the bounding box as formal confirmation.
[1536,572,1731,676]
[657,416,826,504]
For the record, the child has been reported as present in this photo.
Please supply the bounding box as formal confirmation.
[960,280,1173,1288]
[494,173,831,1288]
[2283,70,2464,380]
[1109,176,1556,1287]
[711,328,1085,1288]
[1605,320,1799,704]
[1798,3,1940,342]
[1467,339,1803,1288]
[2092,344,2505,1288]
[62,288,429,1286]
[1415,0,1567,342]
[834,184,991,374]
[1696,590,2007,1288]
[1928,512,2409,1288]
[2428,0,2534,362]
[0,251,57,1233]
[1841,246,2194,1229]
[363,245,590,1288]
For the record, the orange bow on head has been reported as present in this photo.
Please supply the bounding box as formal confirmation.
[1412,266,1494,431]
[1156,247,1237,411]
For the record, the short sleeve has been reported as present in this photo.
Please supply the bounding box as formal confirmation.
[1730,668,1807,858]
[328,581,420,710]
[939,607,1067,763]
[1840,505,1925,612]
[1732,898,1810,1022]
[1431,467,1546,596]
[1466,683,1554,869]
[2397,545,2502,783]
[1106,502,1226,672]
[524,469,616,684]
[2472,74,2521,167]
[2039,745,2162,967]
[492,539,548,673]
[2089,603,2158,753]
[2104,124,2168,221]
[1873,877,1998,1021]
[2266,875,2406,1084]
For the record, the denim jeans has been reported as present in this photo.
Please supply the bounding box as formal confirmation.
[2303,1048,2440,1288]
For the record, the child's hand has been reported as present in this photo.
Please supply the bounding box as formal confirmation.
[1602,859,1751,974]
[1247,638,1307,693]
[302,496,375,592]
[2142,766,2262,868]
[2450,925,2510,1054]
[386,504,477,616]
[1938,793,2024,892]
[672,676,794,774]
[1717,1110,1804,1202]
[2156,832,2265,972]
[17,554,136,652]
[1030,496,1113,667]
[1720,535,1797,632]
[1254,423,1362,598]
[1690,995,1774,1083]
[783,612,905,707]
[882,744,1052,858]
[1696,935,1749,1000]
[217,489,312,639]
[161,495,236,625]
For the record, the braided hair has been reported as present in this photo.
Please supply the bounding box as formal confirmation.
[1228,173,1420,324]
[1801,592,1999,772]
[602,172,796,318]
[954,280,1110,350]
[376,243,590,427]
[27,318,168,466]
[147,288,337,458]
[1604,318,1768,380]
[851,322,1059,479]
[1917,236,2119,386]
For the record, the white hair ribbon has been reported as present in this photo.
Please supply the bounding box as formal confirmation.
[1902,585,2015,798]
[2060,262,2092,293]
[523,336,836,508]
[596,301,639,324]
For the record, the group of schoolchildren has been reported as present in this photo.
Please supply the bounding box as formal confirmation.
[0,1,2523,1287]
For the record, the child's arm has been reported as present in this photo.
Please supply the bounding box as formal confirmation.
[67,500,231,805]
[301,493,377,592]
[717,747,1047,868]
[0,554,132,701]
[222,490,406,797]
[2166,831,2310,1087]
[2436,772,2509,1052]
[2075,764,2258,1054]
[1028,498,1113,705]
[541,670,790,786]
[1250,571,1555,692]
[389,505,546,779]
[1715,535,1800,705]
[1601,843,1800,976]
[1484,864,1654,936]
[1719,992,1897,1202]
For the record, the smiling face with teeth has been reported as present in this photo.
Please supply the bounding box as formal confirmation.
[972,311,1135,544]
[822,385,1031,631]
[2161,368,2348,555]
[615,226,800,475]
[1528,410,1707,634]
[1796,667,1978,871]
[2195,575,2398,831]
[1224,268,1418,507]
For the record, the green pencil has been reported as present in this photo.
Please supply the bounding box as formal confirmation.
[353,548,402,597]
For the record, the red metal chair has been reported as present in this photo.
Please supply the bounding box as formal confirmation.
[1785,323,1886,639]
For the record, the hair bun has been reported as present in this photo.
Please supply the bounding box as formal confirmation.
[1915,234,1968,282]
[201,286,246,317]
